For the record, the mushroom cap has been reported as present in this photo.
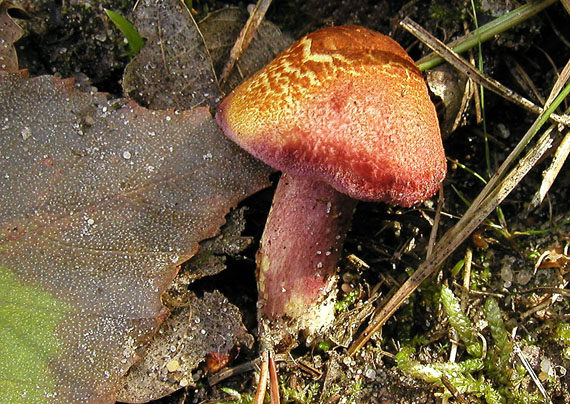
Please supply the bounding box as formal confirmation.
[216,25,446,206]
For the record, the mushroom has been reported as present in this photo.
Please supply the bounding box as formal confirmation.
[216,25,446,401]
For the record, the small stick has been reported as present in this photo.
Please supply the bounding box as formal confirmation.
[268,352,280,404]
[253,351,269,404]
[512,328,553,404]
[208,357,259,386]
[219,0,273,85]
[440,374,470,404]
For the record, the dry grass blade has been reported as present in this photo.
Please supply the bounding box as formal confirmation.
[512,336,553,404]
[402,17,570,127]
[530,59,570,209]
[530,126,570,209]
[416,0,558,71]
[348,20,570,355]
[219,0,273,85]
[562,0,570,15]
[268,352,280,404]
[545,57,570,105]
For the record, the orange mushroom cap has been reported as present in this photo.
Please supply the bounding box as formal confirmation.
[216,25,446,206]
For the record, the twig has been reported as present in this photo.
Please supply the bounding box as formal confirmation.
[441,374,470,404]
[219,0,273,85]
[426,184,444,259]
[253,351,269,404]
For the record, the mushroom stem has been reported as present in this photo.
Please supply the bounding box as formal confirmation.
[256,173,357,339]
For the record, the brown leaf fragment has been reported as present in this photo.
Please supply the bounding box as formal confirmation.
[537,247,570,273]
[122,0,221,110]
[116,290,253,403]
[205,351,231,375]
[185,206,252,282]
[164,207,252,307]
[0,70,271,403]
[198,7,293,93]
[426,64,473,137]
[0,1,26,71]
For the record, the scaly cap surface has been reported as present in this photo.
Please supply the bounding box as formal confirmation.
[216,25,446,206]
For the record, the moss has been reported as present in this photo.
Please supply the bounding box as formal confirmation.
[396,286,555,404]
[441,284,483,358]
[555,323,570,359]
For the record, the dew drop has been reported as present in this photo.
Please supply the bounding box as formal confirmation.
[20,127,32,140]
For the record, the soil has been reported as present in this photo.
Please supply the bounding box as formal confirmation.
[10,0,570,403]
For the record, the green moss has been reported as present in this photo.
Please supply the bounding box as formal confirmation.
[441,285,483,357]
[484,298,513,384]
[397,285,551,403]
[555,323,570,358]
[471,265,492,289]
[334,288,360,313]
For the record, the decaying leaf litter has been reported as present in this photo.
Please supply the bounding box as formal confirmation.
[0,0,275,402]
[1,0,570,403]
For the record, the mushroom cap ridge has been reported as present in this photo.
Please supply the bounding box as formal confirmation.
[216,25,446,206]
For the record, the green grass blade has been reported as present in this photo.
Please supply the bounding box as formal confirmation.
[104,9,144,56]
[418,0,557,71]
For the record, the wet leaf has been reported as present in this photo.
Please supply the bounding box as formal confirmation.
[0,70,271,403]
[115,208,255,401]
[184,206,253,282]
[122,0,221,109]
[116,207,254,401]
[116,290,253,402]
[159,207,252,310]
[0,1,25,71]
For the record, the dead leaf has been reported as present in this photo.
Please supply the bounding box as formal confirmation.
[184,206,253,282]
[116,290,253,403]
[536,247,570,273]
[123,0,221,109]
[0,70,270,403]
[117,207,254,401]
[198,7,292,93]
[160,207,251,309]
[204,351,231,375]
[0,1,26,71]
[426,63,472,137]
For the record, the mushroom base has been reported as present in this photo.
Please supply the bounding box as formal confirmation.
[256,173,357,344]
